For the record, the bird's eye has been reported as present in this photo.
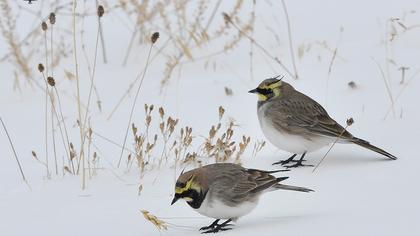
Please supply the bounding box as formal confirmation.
[176,182,185,188]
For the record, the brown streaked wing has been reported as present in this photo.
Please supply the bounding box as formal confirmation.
[266,92,354,139]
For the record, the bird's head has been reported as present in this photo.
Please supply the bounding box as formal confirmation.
[249,75,284,101]
[171,171,204,206]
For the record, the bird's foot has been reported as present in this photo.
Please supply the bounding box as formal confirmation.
[272,154,297,166]
[200,219,233,234]
[284,160,313,169]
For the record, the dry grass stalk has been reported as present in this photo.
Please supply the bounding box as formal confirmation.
[1,117,30,188]
[78,4,106,187]
[384,67,420,119]
[372,58,396,117]
[280,0,299,79]
[71,0,85,189]
[39,68,73,174]
[140,210,168,231]
[107,38,171,120]
[313,118,354,173]
[117,32,159,168]
[0,0,35,86]
[50,104,58,175]
[222,12,296,79]
[42,22,51,179]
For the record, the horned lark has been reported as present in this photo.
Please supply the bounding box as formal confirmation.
[171,163,313,233]
[249,76,397,168]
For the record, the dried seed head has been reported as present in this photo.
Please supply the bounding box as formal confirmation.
[31,151,37,158]
[97,5,104,17]
[159,107,164,118]
[151,32,159,44]
[218,106,225,120]
[47,76,56,86]
[222,12,231,24]
[346,117,354,126]
[41,21,48,31]
[145,115,151,126]
[348,81,357,89]
[49,12,56,24]
[38,63,45,72]
[224,87,233,96]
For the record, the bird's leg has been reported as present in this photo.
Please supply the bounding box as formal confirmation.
[201,219,233,234]
[284,152,313,168]
[272,153,297,165]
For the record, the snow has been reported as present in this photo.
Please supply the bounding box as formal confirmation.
[1,0,420,235]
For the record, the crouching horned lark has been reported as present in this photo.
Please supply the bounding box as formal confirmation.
[249,76,397,168]
[171,163,313,233]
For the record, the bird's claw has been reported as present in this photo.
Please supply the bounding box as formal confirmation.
[284,162,313,168]
[202,227,232,234]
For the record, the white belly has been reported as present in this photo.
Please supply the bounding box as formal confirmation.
[195,196,258,220]
[258,106,332,154]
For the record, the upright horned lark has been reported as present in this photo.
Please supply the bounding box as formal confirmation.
[171,163,313,233]
[249,76,397,168]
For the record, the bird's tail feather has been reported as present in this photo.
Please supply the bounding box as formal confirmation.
[351,137,397,160]
[273,183,314,193]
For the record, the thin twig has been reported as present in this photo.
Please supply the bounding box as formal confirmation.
[372,58,396,117]
[0,117,30,188]
[313,119,353,173]
[280,0,299,79]
[384,67,420,119]
[223,13,295,79]
[72,0,85,189]
[117,34,157,167]
[107,38,171,121]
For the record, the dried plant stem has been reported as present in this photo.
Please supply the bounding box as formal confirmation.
[96,0,107,63]
[72,0,85,189]
[93,130,136,154]
[43,31,50,178]
[52,86,74,173]
[98,15,107,63]
[107,38,171,121]
[0,117,30,188]
[50,17,58,175]
[123,29,137,66]
[117,44,154,168]
[372,58,395,117]
[78,10,102,187]
[280,0,299,79]
[225,14,295,79]
[40,72,73,173]
[44,85,50,178]
[384,67,420,119]
[50,25,54,77]
[51,106,58,175]
[312,125,349,173]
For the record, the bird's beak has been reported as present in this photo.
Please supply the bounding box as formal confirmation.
[171,196,179,205]
[248,88,258,94]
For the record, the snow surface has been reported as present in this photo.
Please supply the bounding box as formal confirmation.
[1,0,420,235]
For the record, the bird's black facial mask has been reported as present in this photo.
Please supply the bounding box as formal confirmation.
[249,77,283,101]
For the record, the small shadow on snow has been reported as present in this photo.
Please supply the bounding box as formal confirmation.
[262,152,395,170]
[233,212,322,232]
[313,153,395,168]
